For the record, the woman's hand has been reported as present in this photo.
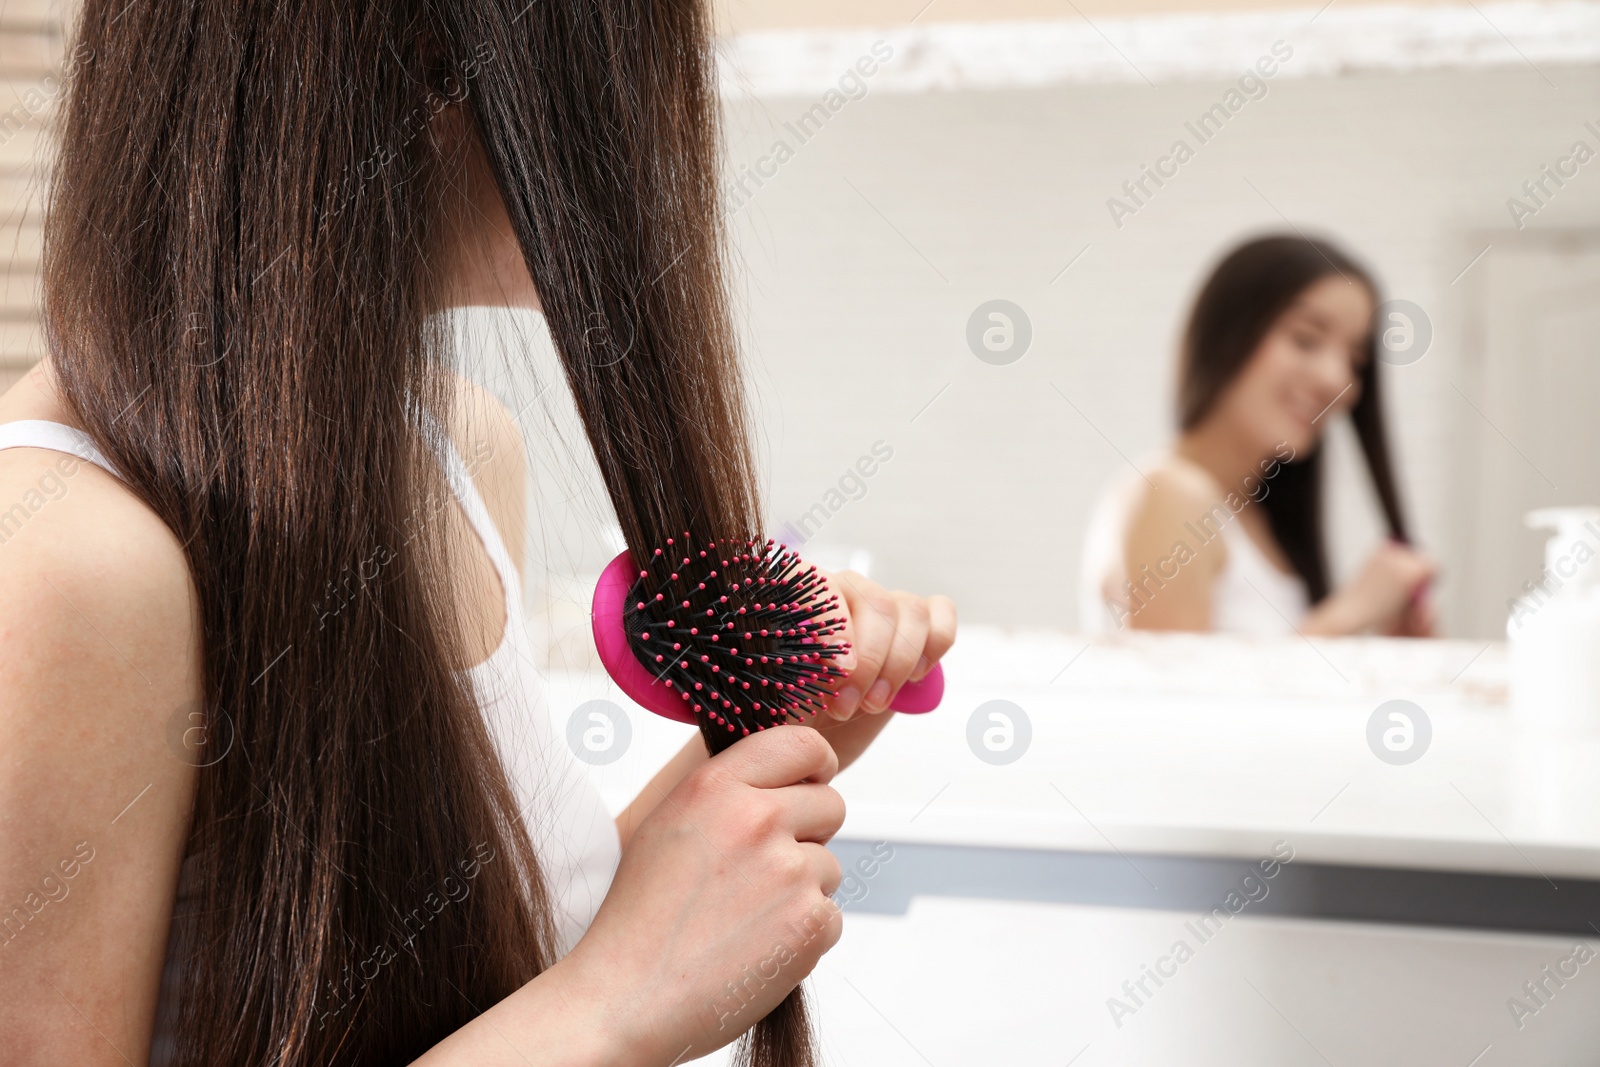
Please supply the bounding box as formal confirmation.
[791,570,957,771]
[561,727,846,1063]
[1387,583,1437,638]
[613,571,957,847]
[1307,540,1437,636]
[822,569,957,721]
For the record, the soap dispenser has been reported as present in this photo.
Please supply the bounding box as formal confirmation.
[1507,507,1600,734]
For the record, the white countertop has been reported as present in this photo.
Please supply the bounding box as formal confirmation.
[544,627,1600,881]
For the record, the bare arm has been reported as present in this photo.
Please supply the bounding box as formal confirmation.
[1121,473,1227,632]
[1300,541,1438,636]
[423,728,851,1065]
[1121,467,1437,637]
[615,738,706,849]
[0,455,200,1067]
[407,956,625,1065]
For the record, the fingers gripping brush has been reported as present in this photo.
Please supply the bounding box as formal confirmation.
[592,535,944,751]
[591,535,944,1066]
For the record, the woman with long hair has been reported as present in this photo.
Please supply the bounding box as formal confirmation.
[1080,233,1435,636]
[0,4,956,1065]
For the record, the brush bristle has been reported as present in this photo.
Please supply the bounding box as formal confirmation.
[623,534,850,752]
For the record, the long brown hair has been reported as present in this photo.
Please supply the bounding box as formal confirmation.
[43,3,804,1065]
[1177,233,1409,602]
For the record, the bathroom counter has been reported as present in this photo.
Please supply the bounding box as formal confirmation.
[548,626,1600,932]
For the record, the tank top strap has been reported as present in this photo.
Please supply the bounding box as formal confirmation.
[0,413,520,615]
[1162,450,1229,501]
[0,419,122,479]
[413,405,522,618]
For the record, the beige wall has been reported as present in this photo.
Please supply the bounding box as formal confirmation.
[714,0,1462,32]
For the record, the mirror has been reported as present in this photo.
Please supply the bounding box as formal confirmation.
[701,0,1600,643]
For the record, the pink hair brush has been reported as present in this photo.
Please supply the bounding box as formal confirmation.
[592,535,943,747]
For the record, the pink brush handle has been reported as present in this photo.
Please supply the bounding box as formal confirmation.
[591,549,944,725]
[887,665,944,712]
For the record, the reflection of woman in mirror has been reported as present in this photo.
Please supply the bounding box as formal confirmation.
[1081,234,1435,636]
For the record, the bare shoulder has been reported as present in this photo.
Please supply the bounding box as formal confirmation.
[0,451,198,667]
[0,370,201,1058]
[1123,457,1230,574]
[0,367,199,654]
[0,440,201,838]
[0,368,202,815]
[1138,454,1228,515]
[445,373,527,571]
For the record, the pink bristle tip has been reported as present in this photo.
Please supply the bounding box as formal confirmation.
[607,535,937,740]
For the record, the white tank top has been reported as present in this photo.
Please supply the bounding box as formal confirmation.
[0,414,622,1064]
[1079,453,1310,636]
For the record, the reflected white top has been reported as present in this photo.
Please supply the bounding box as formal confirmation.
[1079,453,1309,636]
[0,415,620,1064]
